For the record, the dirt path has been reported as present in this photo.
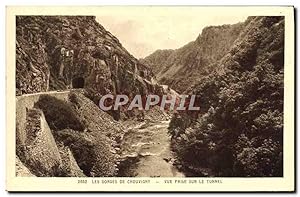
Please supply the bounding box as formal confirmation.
[118,120,185,177]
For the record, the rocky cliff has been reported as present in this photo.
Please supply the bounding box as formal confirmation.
[142,22,244,92]
[16,16,154,101]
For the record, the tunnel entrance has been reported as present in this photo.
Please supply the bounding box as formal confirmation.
[72,77,85,88]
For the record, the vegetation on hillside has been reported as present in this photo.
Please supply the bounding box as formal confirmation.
[169,16,284,177]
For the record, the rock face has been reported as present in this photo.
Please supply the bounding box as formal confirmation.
[17,108,62,176]
[16,16,154,101]
[168,16,284,177]
[142,22,244,93]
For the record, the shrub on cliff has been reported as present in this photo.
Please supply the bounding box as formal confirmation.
[35,95,85,131]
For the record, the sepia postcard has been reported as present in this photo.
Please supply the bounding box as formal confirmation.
[6,6,295,192]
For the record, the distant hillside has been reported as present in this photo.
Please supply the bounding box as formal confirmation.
[140,49,174,75]
[142,22,245,92]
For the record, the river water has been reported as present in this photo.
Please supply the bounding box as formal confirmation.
[118,120,185,177]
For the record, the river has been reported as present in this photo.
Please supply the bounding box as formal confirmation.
[118,120,185,177]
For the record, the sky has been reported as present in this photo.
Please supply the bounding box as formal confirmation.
[96,7,248,58]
